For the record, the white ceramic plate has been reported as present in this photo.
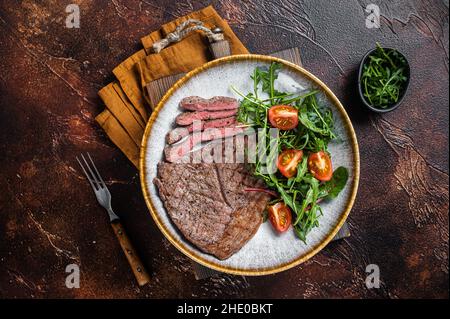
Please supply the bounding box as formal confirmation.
[140,55,359,276]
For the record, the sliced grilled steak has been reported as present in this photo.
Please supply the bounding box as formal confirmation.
[176,109,238,126]
[180,96,239,111]
[154,163,270,260]
[166,116,237,144]
[164,127,244,163]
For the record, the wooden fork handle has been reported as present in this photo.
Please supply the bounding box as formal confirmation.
[111,221,150,287]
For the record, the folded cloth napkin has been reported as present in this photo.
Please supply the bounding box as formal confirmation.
[96,6,248,167]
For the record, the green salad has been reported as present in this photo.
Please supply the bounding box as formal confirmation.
[232,62,348,243]
[361,43,409,109]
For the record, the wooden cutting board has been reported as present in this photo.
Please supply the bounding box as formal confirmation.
[146,46,350,279]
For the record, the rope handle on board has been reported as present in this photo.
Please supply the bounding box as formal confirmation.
[152,19,224,53]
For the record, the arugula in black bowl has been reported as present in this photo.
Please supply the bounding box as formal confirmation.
[358,43,410,113]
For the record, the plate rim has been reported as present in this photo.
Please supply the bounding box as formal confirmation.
[139,54,360,276]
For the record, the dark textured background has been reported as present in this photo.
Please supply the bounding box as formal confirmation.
[0,0,448,298]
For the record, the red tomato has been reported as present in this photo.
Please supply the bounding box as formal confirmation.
[268,105,298,130]
[268,202,292,233]
[277,149,303,178]
[308,151,333,181]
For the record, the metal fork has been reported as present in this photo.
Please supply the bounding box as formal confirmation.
[77,153,150,287]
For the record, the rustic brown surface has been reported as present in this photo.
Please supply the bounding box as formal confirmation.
[0,0,448,299]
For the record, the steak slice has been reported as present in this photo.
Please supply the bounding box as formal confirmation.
[154,163,270,260]
[178,135,251,164]
[164,126,244,163]
[176,109,238,126]
[166,116,237,144]
[180,96,239,111]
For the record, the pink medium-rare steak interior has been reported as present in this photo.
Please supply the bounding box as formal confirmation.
[164,126,244,163]
[175,109,238,126]
[166,116,237,144]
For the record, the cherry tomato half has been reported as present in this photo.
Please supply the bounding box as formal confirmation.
[308,151,333,181]
[268,105,299,130]
[268,202,292,233]
[277,149,303,178]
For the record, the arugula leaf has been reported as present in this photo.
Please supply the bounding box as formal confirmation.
[293,177,319,225]
[289,157,308,192]
[320,166,349,200]
[252,62,283,98]
[293,224,307,243]
[298,109,328,135]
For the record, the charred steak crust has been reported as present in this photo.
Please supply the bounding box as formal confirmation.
[154,163,270,260]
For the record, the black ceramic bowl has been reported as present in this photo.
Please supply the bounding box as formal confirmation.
[357,47,410,113]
